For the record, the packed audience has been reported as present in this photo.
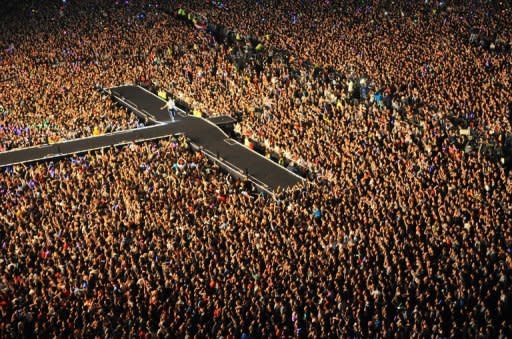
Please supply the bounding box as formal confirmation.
[173,0,512,177]
[0,1,154,151]
[1,137,510,337]
[1,0,511,337]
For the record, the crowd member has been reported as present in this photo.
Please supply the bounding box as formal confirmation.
[1,0,511,337]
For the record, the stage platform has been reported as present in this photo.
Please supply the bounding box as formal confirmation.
[0,85,303,194]
[0,124,179,167]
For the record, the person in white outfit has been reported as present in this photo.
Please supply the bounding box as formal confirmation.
[161,98,176,122]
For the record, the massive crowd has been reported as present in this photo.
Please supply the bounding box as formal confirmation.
[1,0,511,337]
[174,0,512,177]
[0,1,154,151]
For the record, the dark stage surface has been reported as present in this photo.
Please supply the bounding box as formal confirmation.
[0,85,303,193]
[0,124,179,168]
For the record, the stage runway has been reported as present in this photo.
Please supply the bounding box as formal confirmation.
[0,85,303,193]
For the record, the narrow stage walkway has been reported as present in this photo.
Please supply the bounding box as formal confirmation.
[0,124,179,167]
[0,85,303,193]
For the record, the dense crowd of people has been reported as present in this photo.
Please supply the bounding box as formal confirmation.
[173,0,512,177]
[0,1,155,151]
[1,0,511,337]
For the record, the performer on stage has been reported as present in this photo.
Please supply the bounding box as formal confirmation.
[161,98,177,122]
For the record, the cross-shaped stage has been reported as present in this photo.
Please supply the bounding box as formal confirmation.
[0,85,303,194]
